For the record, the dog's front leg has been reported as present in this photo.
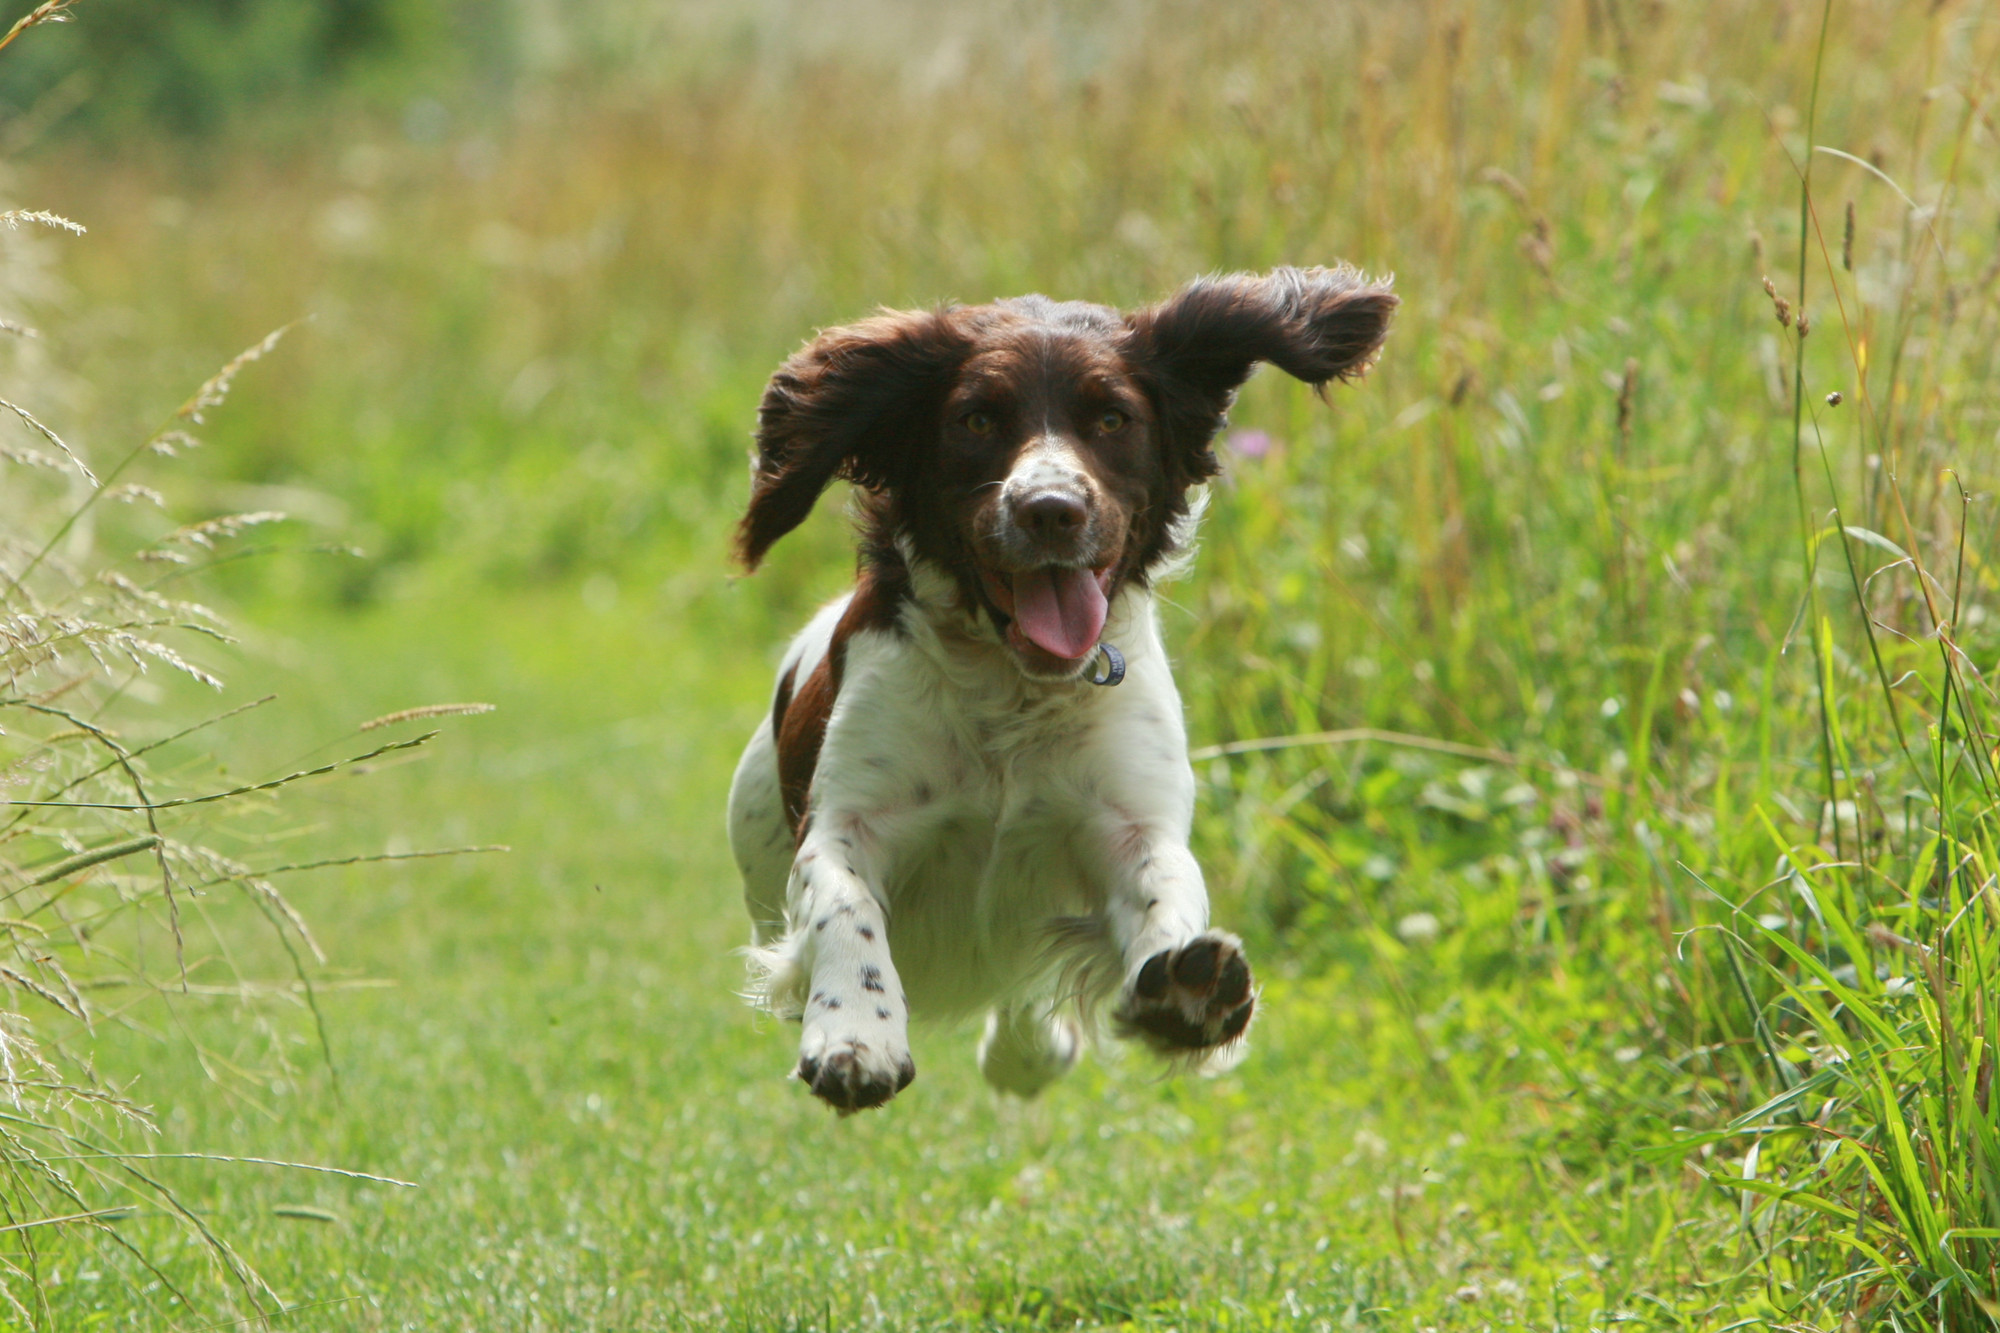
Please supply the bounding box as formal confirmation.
[781,822,914,1113]
[1103,832,1256,1061]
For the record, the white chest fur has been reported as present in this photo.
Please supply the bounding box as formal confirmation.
[729,576,1249,1113]
[731,586,1199,1018]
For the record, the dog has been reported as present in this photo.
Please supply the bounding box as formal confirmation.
[727,266,1396,1112]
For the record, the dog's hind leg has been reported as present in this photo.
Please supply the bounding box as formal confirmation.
[727,716,792,945]
[977,1004,1081,1098]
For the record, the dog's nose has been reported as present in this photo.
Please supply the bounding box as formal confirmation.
[1013,491,1088,539]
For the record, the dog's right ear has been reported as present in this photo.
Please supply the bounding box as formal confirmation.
[737,310,970,570]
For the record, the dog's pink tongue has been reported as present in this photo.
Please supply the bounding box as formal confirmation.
[1011,567,1107,660]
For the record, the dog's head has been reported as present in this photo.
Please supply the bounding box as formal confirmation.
[737,266,1397,680]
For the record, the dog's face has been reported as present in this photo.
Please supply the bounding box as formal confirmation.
[738,267,1397,680]
[923,300,1165,676]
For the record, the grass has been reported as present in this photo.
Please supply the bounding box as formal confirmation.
[30,588,1767,1329]
[2,0,1997,1326]
[0,216,499,1320]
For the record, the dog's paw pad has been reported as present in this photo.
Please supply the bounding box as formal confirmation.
[1171,937,1220,989]
[1215,951,1252,1008]
[796,1041,914,1114]
[1114,931,1256,1057]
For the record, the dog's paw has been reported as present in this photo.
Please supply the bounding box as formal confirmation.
[796,1027,915,1115]
[1113,931,1255,1058]
[978,1007,1081,1098]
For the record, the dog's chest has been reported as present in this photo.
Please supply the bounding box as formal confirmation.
[894,763,1093,890]
[836,653,1105,897]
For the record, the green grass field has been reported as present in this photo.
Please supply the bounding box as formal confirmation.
[37,589,1726,1329]
[4,0,1999,1327]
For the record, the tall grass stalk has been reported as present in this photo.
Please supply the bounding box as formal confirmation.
[1648,5,2000,1324]
[0,318,434,1325]
[0,8,495,1324]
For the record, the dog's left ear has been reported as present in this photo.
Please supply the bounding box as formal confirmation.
[1123,265,1397,481]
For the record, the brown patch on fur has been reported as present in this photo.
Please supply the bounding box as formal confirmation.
[776,661,835,833]
[774,567,907,835]
[770,659,799,738]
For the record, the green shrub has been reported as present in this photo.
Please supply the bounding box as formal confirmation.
[0,0,415,138]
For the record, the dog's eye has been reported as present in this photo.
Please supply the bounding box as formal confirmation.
[1096,409,1128,433]
[963,411,998,436]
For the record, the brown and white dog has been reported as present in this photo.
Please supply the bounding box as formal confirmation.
[728,266,1396,1112]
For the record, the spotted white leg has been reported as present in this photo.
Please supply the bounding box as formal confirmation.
[1104,836,1256,1059]
[782,827,914,1113]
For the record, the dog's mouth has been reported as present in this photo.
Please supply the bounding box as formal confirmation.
[979,563,1116,671]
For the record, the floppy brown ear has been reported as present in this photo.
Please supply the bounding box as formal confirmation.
[737,309,971,570]
[1123,265,1397,481]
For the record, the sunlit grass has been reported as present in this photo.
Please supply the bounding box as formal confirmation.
[6,0,1997,1325]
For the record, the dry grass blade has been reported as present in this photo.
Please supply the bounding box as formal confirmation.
[359,702,496,730]
[219,844,510,879]
[3,731,439,811]
[0,1206,141,1236]
[0,397,95,485]
[1189,725,1619,790]
[160,511,287,550]
[175,322,303,426]
[0,1,77,57]
[0,696,273,834]
[146,429,198,457]
[0,209,83,236]
[0,964,82,1017]
[35,1153,417,1188]
[22,834,160,887]
[0,441,61,468]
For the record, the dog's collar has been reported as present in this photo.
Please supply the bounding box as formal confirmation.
[1089,642,1125,687]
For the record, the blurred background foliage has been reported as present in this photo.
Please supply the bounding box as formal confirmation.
[0,0,403,136]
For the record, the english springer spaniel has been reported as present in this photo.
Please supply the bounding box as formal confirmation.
[728,266,1396,1112]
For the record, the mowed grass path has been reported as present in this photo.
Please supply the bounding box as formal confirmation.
[52,578,1700,1330]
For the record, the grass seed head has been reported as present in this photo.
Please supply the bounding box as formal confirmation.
[358,702,497,731]
[1761,276,1793,327]
[0,209,84,235]
[1478,165,1530,210]
[178,322,300,425]
[0,0,78,56]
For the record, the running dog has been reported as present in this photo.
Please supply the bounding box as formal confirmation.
[728,266,1396,1112]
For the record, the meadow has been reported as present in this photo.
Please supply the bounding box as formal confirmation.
[1,0,1997,1327]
